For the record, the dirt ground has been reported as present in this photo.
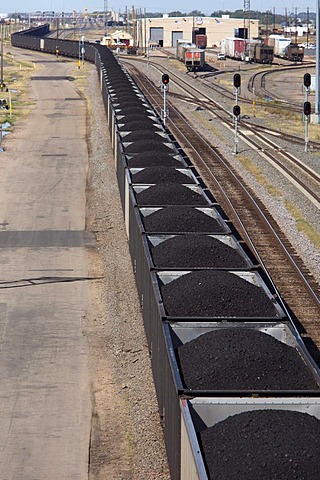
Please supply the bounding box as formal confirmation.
[84,67,170,479]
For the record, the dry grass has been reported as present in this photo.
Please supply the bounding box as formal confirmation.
[285,200,320,248]
[0,50,38,125]
[237,155,282,196]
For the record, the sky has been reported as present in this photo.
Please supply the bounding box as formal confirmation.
[1,1,317,16]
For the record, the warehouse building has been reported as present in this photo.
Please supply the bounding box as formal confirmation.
[136,15,259,49]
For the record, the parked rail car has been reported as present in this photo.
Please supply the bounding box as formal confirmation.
[184,48,205,71]
[253,44,274,64]
[176,41,205,71]
[11,27,320,480]
[285,43,304,62]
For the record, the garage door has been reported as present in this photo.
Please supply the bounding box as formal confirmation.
[150,27,163,44]
[172,31,183,47]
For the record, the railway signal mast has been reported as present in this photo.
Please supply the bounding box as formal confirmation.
[233,73,241,154]
[161,73,169,127]
[303,73,311,152]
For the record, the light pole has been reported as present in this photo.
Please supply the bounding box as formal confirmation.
[0,23,4,89]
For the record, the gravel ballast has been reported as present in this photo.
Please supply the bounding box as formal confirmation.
[199,409,320,480]
[161,270,279,317]
[176,328,319,390]
[151,234,248,268]
[86,66,170,479]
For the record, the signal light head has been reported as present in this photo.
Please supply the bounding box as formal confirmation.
[303,73,311,88]
[304,101,311,116]
[233,73,241,88]
[233,105,241,117]
[162,73,169,85]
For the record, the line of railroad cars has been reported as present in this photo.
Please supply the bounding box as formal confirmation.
[268,35,304,61]
[176,40,205,71]
[221,37,274,64]
[12,26,320,480]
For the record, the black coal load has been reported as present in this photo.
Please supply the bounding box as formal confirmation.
[161,270,279,317]
[118,121,159,132]
[136,183,208,206]
[151,234,247,268]
[132,166,194,184]
[121,131,164,142]
[112,92,143,100]
[113,102,150,111]
[199,409,320,480]
[143,206,226,232]
[116,106,153,116]
[117,113,156,124]
[127,152,182,167]
[177,328,319,390]
[124,140,174,154]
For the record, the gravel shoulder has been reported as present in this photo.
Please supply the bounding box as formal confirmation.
[84,65,170,479]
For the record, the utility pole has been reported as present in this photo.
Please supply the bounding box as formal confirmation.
[0,23,4,87]
[316,0,320,120]
[104,0,108,36]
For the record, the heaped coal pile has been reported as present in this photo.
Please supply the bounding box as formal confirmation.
[124,140,174,154]
[199,409,320,480]
[127,152,182,167]
[151,234,247,268]
[118,121,159,132]
[177,328,319,390]
[132,167,194,184]
[112,93,142,101]
[116,106,152,116]
[113,98,145,105]
[118,114,156,125]
[136,184,209,206]
[161,270,279,317]
[122,131,164,142]
[143,206,226,233]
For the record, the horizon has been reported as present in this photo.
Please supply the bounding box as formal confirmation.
[1,1,318,16]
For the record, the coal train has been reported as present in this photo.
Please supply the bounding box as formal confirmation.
[12,25,320,480]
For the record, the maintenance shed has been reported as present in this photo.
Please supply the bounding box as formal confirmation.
[136,14,259,49]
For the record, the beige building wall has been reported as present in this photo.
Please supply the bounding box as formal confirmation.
[137,15,259,49]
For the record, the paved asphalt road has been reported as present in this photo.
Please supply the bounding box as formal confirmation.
[0,49,93,479]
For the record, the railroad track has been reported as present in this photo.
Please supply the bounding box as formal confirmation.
[124,62,320,364]
[122,55,320,150]
[247,62,316,105]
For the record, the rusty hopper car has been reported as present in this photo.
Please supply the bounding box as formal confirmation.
[254,44,274,64]
[285,43,304,62]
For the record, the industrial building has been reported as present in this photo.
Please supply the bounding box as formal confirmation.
[136,15,259,49]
